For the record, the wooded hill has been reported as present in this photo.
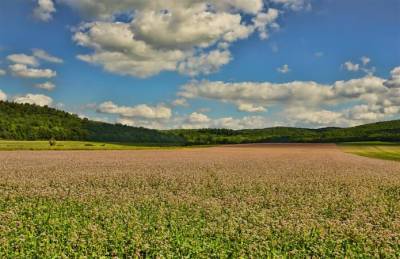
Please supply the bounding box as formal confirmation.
[0,101,184,145]
[1,101,399,145]
[169,121,400,145]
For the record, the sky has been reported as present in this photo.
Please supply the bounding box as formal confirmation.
[0,0,399,129]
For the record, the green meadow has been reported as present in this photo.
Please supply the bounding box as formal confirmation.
[339,142,400,161]
[0,141,179,151]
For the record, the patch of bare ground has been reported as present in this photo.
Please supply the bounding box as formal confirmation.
[0,144,399,257]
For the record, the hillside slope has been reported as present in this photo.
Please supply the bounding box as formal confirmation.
[169,121,400,144]
[0,101,184,144]
[1,101,399,144]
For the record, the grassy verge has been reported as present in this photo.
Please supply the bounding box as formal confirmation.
[338,142,400,161]
[0,140,183,151]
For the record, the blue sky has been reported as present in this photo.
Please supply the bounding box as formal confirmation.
[0,0,399,129]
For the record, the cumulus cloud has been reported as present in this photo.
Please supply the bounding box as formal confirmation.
[98,101,172,120]
[187,112,211,123]
[277,64,291,74]
[253,8,280,39]
[285,108,350,127]
[342,56,375,75]
[0,69,6,76]
[93,66,400,129]
[33,0,56,22]
[27,1,313,78]
[177,50,232,77]
[271,0,311,11]
[384,66,400,88]
[7,50,61,79]
[0,90,7,101]
[172,98,189,107]
[9,64,56,78]
[14,94,53,106]
[182,114,273,129]
[7,54,38,67]
[179,80,333,110]
[58,1,288,78]
[237,103,267,112]
[343,61,360,72]
[361,56,371,66]
[35,82,56,91]
[59,0,265,20]
[33,49,63,63]
[179,67,400,127]
[94,101,274,130]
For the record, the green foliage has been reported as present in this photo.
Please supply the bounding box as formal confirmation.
[49,137,57,146]
[169,121,400,145]
[0,101,184,145]
[2,100,400,145]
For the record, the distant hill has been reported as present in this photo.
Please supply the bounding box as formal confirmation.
[168,121,400,145]
[1,101,399,145]
[0,101,184,145]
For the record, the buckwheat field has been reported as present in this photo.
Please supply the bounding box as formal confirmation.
[0,144,399,257]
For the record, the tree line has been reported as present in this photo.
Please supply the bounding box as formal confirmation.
[1,101,399,145]
[0,101,184,145]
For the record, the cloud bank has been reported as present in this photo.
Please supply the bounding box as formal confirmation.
[32,0,311,78]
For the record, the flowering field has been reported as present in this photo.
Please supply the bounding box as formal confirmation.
[0,144,399,257]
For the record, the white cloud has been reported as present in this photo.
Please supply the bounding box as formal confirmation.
[342,57,375,75]
[27,1,310,78]
[384,66,400,88]
[172,98,189,107]
[33,0,56,22]
[35,82,56,91]
[179,80,334,110]
[343,61,360,72]
[0,69,6,76]
[63,1,286,78]
[0,90,7,101]
[237,103,266,112]
[7,50,60,79]
[98,101,172,120]
[253,8,280,39]
[7,54,38,67]
[87,66,400,129]
[94,102,274,130]
[361,56,371,66]
[180,113,272,129]
[271,0,311,11]
[178,50,232,77]
[9,64,56,78]
[14,94,53,106]
[187,112,211,123]
[178,67,400,127]
[285,107,350,127]
[277,64,291,74]
[33,49,63,63]
[59,1,266,20]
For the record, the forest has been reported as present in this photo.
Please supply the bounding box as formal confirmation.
[1,101,399,145]
[0,101,184,145]
[169,121,400,145]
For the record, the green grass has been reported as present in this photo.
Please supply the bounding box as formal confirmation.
[0,140,181,151]
[339,142,400,161]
